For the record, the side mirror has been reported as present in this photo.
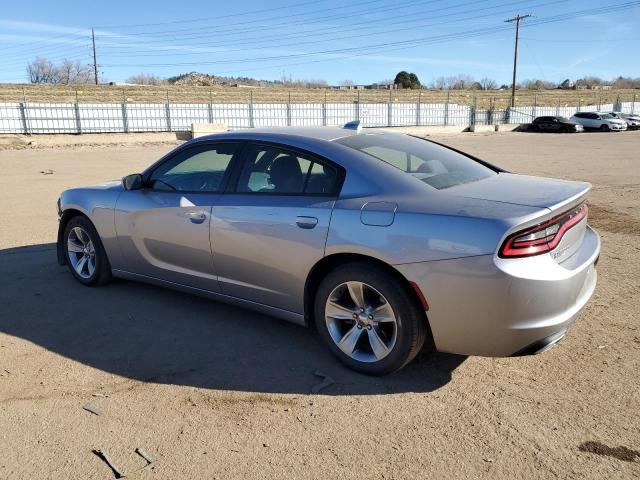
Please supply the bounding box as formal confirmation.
[122,173,143,191]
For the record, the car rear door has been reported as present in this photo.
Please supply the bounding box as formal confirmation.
[210,142,342,314]
[114,142,241,291]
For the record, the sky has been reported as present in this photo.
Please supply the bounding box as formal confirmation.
[0,0,639,85]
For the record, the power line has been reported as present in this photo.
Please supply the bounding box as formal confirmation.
[94,0,334,29]
[98,0,404,35]
[97,0,559,58]
[100,0,437,43]
[102,1,639,68]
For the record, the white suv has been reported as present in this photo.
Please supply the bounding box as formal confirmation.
[570,112,627,131]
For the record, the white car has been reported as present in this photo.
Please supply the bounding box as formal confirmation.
[608,112,640,130]
[570,112,627,132]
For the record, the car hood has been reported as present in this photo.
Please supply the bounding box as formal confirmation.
[73,180,123,191]
[443,173,590,212]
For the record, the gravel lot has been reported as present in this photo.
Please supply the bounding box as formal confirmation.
[0,131,639,479]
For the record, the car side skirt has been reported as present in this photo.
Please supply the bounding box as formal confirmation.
[112,269,306,326]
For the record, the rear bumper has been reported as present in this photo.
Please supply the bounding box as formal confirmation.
[395,226,600,357]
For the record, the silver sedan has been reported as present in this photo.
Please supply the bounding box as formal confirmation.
[57,125,600,375]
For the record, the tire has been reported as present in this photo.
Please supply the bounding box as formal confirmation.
[63,215,112,286]
[600,124,610,132]
[314,263,428,375]
[562,126,571,133]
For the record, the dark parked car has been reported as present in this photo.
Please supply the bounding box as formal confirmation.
[531,116,583,133]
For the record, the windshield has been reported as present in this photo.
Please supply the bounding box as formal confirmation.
[335,134,496,189]
[601,114,614,119]
[558,117,570,122]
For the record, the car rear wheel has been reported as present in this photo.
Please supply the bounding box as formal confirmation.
[600,124,610,132]
[64,216,112,286]
[314,263,428,375]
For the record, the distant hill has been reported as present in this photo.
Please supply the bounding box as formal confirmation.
[166,72,282,87]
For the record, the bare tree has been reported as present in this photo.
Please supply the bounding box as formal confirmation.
[518,78,557,90]
[339,79,355,87]
[430,76,448,89]
[27,57,58,84]
[27,57,92,84]
[479,77,498,90]
[575,76,602,89]
[58,59,92,84]
[126,73,166,85]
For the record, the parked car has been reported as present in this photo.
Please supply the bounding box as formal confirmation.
[570,112,627,131]
[530,116,583,133]
[607,111,640,130]
[57,125,600,375]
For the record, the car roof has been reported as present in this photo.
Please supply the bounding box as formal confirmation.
[191,126,361,144]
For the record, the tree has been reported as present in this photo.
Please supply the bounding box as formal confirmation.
[27,57,57,84]
[575,76,602,89]
[27,57,92,84]
[126,73,166,85]
[58,59,91,84]
[559,78,573,89]
[394,71,421,89]
[479,77,498,90]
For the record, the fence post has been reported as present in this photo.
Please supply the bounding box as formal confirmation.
[488,97,494,125]
[533,94,537,119]
[597,94,601,111]
[388,90,392,127]
[356,90,360,122]
[556,97,560,117]
[74,89,82,134]
[322,91,327,126]
[416,92,421,126]
[20,88,30,135]
[471,96,477,128]
[633,94,637,114]
[121,88,129,133]
[286,90,292,127]
[207,90,214,123]
[249,90,254,128]
[444,91,450,126]
[577,97,581,112]
[165,90,172,131]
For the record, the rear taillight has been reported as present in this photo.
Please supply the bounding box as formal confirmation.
[499,203,588,258]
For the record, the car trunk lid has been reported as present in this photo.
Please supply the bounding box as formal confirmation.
[446,173,591,263]
[445,172,590,212]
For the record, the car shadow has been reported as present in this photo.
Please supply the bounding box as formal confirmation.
[0,244,466,395]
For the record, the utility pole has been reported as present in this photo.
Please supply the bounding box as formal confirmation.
[91,27,98,85]
[505,14,531,107]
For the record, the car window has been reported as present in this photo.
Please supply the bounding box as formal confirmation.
[336,134,495,190]
[236,144,339,195]
[149,143,239,193]
[601,113,613,119]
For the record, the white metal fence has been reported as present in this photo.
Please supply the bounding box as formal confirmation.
[0,99,637,134]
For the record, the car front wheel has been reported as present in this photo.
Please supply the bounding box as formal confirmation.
[314,263,428,375]
[63,215,112,286]
[600,124,610,132]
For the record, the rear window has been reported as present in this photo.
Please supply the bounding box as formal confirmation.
[335,134,496,189]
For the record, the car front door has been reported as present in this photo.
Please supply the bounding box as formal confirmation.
[114,142,240,291]
[211,143,342,314]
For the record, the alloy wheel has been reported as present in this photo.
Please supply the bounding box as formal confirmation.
[324,281,398,363]
[67,226,96,279]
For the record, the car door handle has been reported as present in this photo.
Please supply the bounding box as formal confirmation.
[188,211,208,224]
[296,216,318,229]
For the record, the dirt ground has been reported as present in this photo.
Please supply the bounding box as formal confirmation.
[0,131,639,479]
